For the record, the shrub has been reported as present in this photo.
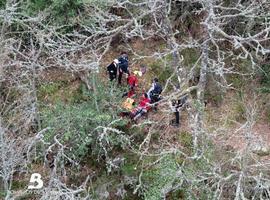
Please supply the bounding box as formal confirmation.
[234,102,246,121]
[178,131,193,152]
[260,64,270,85]
[258,64,270,93]
[227,74,246,89]
[265,107,270,123]
[141,155,179,200]
[148,59,174,86]
[205,91,223,106]
[39,74,129,162]
[11,180,28,190]
[24,0,83,24]
[0,0,6,8]
[180,48,200,67]
[38,82,63,98]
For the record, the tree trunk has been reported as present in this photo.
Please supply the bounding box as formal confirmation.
[192,1,211,156]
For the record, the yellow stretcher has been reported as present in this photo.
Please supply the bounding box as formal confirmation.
[122,98,135,111]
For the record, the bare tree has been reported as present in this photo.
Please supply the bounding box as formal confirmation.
[1,0,270,199]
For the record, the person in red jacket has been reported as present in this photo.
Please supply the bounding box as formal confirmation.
[131,93,151,120]
[122,72,139,98]
[127,72,138,97]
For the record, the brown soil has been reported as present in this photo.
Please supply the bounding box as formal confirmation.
[222,121,270,152]
[38,37,270,158]
[39,68,77,83]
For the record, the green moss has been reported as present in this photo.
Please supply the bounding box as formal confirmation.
[258,87,270,93]
[39,75,128,161]
[227,74,245,89]
[11,180,28,190]
[158,43,167,51]
[149,61,163,75]
[142,156,179,200]
[38,82,63,97]
[257,64,270,93]
[121,153,140,177]
[161,67,174,84]
[122,163,137,176]
[148,61,174,87]
[166,189,185,200]
[260,64,270,85]
[165,53,173,62]
[0,0,6,8]
[178,131,193,153]
[205,90,223,107]
[180,48,200,67]
[265,107,270,123]
[17,193,38,200]
[0,190,6,199]
[24,0,84,26]
[234,102,246,121]
[38,81,87,104]
[151,132,160,143]
[233,58,253,74]
[227,58,253,89]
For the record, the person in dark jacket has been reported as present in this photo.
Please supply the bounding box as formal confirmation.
[107,59,119,81]
[170,94,188,127]
[118,52,129,85]
[147,78,162,105]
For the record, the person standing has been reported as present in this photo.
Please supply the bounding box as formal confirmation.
[122,72,139,98]
[170,94,188,127]
[170,100,180,127]
[118,52,129,85]
[107,59,119,81]
[147,78,162,102]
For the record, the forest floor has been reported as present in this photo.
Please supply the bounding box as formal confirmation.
[39,37,270,158]
[103,38,270,157]
[26,37,270,199]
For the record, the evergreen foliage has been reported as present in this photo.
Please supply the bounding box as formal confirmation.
[39,76,129,161]
[259,64,270,93]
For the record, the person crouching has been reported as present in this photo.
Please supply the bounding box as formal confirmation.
[130,93,151,121]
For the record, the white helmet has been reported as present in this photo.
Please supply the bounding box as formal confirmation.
[113,59,119,64]
[134,70,142,77]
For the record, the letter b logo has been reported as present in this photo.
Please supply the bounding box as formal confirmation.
[28,173,43,189]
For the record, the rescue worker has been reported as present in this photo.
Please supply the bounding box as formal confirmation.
[140,64,147,75]
[122,72,139,98]
[147,78,162,111]
[170,94,188,127]
[107,59,119,81]
[118,52,129,85]
[147,78,162,103]
[131,93,151,121]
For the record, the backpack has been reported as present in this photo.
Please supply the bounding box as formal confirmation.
[118,57,128,73]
